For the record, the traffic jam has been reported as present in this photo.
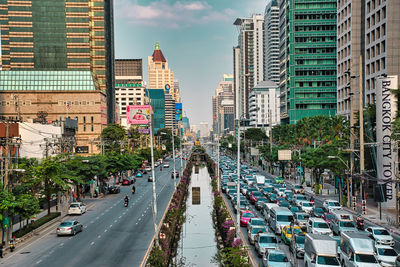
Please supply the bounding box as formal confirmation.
[218,155,399,267]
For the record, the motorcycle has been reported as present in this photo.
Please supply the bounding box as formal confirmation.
[132,186,135,194]
[356,217,364,230]
[124,200,128,207]
[9,238,15,252]
[160,167,162,171]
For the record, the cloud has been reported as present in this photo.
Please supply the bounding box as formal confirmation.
[115,0,234,28]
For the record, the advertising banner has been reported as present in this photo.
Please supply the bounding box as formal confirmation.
[376,75,398,209]
[278,150,292,161]
[127,105,150,125]
[175,103,182,121]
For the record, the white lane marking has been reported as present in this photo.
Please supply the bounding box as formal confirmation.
[104,229,107,233]
[59,243,64,246]
[83,225,88,229]
[36,260,42,264]
[119,216,122,219]
[114,220,117,223]
[97,235,101,239]
[90,242,95,246]
[110,224,113,227]
[90,220,94,224]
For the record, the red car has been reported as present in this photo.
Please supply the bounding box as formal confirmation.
[322,212,336,226]
[240,211,256,227]
[249,191,263,205]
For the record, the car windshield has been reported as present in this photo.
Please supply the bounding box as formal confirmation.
[251,227,266,234]
[295,236,305,244]
[317,256,340,265]
[297,196,306,200]
[253,192,263,197]
[277,215,293,222]
[260,236,277,243]
[252,220,265,226]
[325,214,335,220]
[258,198,268,203]
[374,229,390,235]
[378,248,397,256]
[59,222,73,227]
[286,228,302,234]
[70,204,79,208]
[314,222,329,228]
[242,213,255,218]
[297,214,309,220]
[314,208,324,213]
[339,221,355,227]
[302,202,313,207]
[269,253,288,262]
[356,254,378,263]
[329,201,340,207]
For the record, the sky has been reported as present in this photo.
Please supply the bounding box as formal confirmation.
[114,0,268,127]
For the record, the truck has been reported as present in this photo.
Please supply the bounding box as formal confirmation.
[254,175,266,186]
[304,234,340,267]
[340,232,380,267]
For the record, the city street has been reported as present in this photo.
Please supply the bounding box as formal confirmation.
[1,158,183,267]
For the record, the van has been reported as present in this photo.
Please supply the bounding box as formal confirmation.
[331,210,354,222]
[255,175,266,186]
[340,231,380,267]
[263,203,279,222]
[269,207,293,234]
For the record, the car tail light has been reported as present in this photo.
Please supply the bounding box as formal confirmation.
[57,228,60,230]
[67,227,72,230]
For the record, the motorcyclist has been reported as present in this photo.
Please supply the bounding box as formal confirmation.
[131,185,136,194]
[160,166,162,171]
[124,195,129,203]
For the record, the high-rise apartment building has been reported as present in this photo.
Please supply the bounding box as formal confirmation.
[233,46,240,119]
[164,93,176,130]
[115,59,146,127]
[263,0,280,83]
[212,74,234,134]
[148,42,176,99]
[199,122,209,138]
[279,0,337,124]
[233,14,264,118]
[0,0,115,152]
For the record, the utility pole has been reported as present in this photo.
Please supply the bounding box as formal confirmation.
[359,54,365,213]
[269,110,273,173]
[217,134,220,192]
[236,118,241,238]
[172,126,177,188]
[4,121,9,189]
[348,60,355,209]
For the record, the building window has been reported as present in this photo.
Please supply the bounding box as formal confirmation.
[83,116,86,132]
[91,116,94,132]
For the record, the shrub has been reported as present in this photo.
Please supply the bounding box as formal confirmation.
[14,212,61,238]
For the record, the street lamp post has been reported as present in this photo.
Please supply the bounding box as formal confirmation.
[172,127,177,188]
[328,156,349,207]
[236,118,241,238]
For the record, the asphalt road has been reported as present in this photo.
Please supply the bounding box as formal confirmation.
[2,157,183,267]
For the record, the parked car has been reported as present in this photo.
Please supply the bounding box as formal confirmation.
[56,220,83,236]
[365,226,395,247]
[108,185,120,194]
[68,202,86,215]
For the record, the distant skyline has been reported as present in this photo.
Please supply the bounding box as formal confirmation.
[115,0,268,126]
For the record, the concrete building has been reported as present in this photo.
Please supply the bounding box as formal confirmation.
[234,14,264,118]
[115,59,146,127]
[0,0,115,152]
[249,81,280,131]
[148,42,177,100]
[199,122,209,138]
[212,74,234,135]
[164,93,176,130]
[263,0,280,83]
[233,46,241,119]
[279,0,337,124]
[364,0,400,105]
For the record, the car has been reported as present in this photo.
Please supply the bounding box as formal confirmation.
[279,201,290,208]
[294,212,310,229]
[240,210,255,227]
[275,176,284,184]
[306,218,333,236]
[255,233,279,257]
[292,185,305,194]
[375,245,397,266]
[290,234,305,259]
[365,226,395,247]
[281,225,304,245]
[299,201,314,213]
[108,185,120,194]
[68,202,86,215]
[171,171,179,178]
[248,226,267,244]
[56,220,83,236]
[250,191,264,204]
[145,166,152,172]
[262,249,291,267]
[322,212,336,226]
[331,219,357,236]
[289,206,301,214]
[312,207,326,218]
[268,193,278,203]
[163,163,170,168]
[234,201,250,214]
[247,218,266,231]
[323,199,342,212]
[136,172,143,177]
[122,179,131,185]
[255,197,269,210]
[291,194,307,205]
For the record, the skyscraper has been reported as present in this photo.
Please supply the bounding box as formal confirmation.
[0,0,115,151]
[279,0,337,124]
[148,42,176,99]
[263,0,280,83]
[233,14,264,118]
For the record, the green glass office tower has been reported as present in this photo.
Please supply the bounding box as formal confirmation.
[145,89,165,133]
[279,0,337,124]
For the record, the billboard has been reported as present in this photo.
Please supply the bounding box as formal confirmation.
[127,105,150,125]
[376,75,398,209]
[278,150,292,161]
[175,103,182,121]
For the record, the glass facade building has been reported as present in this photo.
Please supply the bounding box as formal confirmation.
[145,89,165,133]
[279,0,337,124]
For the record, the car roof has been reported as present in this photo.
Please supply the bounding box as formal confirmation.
[268,249,285,255]
[60,220,75,223]
[310,218,326,222]
[369,226,386,230]
[259,233,275,237]
[375,244,393,249]
[70,202,82,205]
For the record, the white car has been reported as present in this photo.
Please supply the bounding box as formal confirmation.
[299,201,314,213]
[365,227,395,247]
[306,218,333,236]
[68,202,86,215]
[323,199,342,212]
[163,163,170,168]
[375,245,397,266]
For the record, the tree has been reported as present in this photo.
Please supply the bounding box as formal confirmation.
[243,128,267,142]
[100,124,126,152]
[14,194,40,232]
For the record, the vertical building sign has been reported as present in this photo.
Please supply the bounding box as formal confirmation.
[376,76,398,209]
[175,103,182,121]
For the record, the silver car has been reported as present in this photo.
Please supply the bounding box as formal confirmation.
[57,220,83,236]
